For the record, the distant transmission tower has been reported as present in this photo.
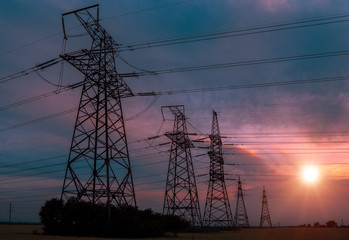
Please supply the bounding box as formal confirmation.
[203,110,233,227]
[233,176,249,227]
[60,5,136,216]
[260,186,272,227]
[162,105,202,226]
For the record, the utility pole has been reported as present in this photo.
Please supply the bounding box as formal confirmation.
[60,5,136,217]
[203,110,233,227]
[162,105,202,226]
[9,202,13,224]
[260,186,272,227]
[233,176,249,227]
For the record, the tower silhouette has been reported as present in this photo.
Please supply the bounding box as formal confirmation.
[60,5,136,216]
[203,110,233,227]
[233,176,249,227]
[260,186,272,227]
[162,105,202,226]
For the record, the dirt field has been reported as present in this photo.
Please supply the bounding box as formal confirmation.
[1,225,349,240]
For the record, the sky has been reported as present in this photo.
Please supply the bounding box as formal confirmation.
[1,0,349,226]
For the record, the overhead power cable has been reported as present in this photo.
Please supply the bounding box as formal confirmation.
[34,70,63,87]
[0,108,77,133]
[2,48,349,113]
[116,13,349,52]
[0,86,73,112]
[0,162,65,177]
[136,75,349,96]
[225,147,349,151]
[4,13,349,85]
[122,50,349,78]
[225,162,349,166]
[0,95,163,133]
[231,141,349,145]
[0,155,66,169]
[1,6,348,59]
[220,130,349,136]
[102,0,194,21]
[0,58,62,84]
[125,95,161,121]
[223,152,349,155]
[0,0,195,58]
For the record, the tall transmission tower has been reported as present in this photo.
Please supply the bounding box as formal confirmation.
[162,105,202,226]
[260,186,272,227]
[60,5,136,215]
[233,176,249,227]
[203,110,233,227]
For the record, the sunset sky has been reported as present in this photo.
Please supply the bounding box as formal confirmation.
[2,0,349,226]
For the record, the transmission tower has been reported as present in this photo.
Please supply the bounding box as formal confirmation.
[233,176,249,227]
[203,110,233,227]
[60,5,136,215]
[260,186,272,227]
[162,105,202,226]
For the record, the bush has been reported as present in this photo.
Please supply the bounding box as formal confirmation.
[39,198,189,238]
[39,198,64,235]
[326,220,338,228]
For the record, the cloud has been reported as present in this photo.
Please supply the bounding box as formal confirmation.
[258,0,294,13]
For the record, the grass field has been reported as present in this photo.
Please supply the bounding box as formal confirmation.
[1,225,349,240]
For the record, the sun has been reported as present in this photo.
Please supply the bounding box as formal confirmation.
[301,166,319,183]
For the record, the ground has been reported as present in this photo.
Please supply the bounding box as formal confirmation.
[1,225,349,240]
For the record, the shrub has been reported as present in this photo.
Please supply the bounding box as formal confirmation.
[39,198,189,238]
[326,220,338,228]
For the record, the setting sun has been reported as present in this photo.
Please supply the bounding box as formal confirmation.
[301,166,319,183]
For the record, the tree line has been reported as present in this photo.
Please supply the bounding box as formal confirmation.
[39,198,189,238]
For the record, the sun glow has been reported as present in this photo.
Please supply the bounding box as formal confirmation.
[301,166,319,183]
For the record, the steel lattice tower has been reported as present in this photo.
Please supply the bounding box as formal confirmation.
[162,105,202,226]
[203,110,233,227]
[60,5,136,214]
[233,176,249,227]
[260,186,272,227]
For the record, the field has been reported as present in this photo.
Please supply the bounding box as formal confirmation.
[1,225,349,240]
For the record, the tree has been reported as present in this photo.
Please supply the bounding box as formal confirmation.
[326,220,338,228]
[39,198,64,235]
[39,198,189,238]
[314,222,320,227]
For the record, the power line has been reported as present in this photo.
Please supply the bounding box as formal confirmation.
[3,52,349,114]
[0,108,77,133]
[224,152,349,155]
[2,6,348,59]
[0,162,65,177]
[136,75,349,96]
[124,50,349,78]
[116,13,349,52]
[0,87,71,112]
[102,0,195,21]
[125,95,161,121]
[0,35,62,57]
[0,155,66,169]
[226,147,349,151]
[0,96,163,133]
[0,58,62,84]
[0,146,167,178]
[225,162,349,166]
[0,186,61,194]
[227,141,349,145]
[0,169,65,184]
[0,0,195,58]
